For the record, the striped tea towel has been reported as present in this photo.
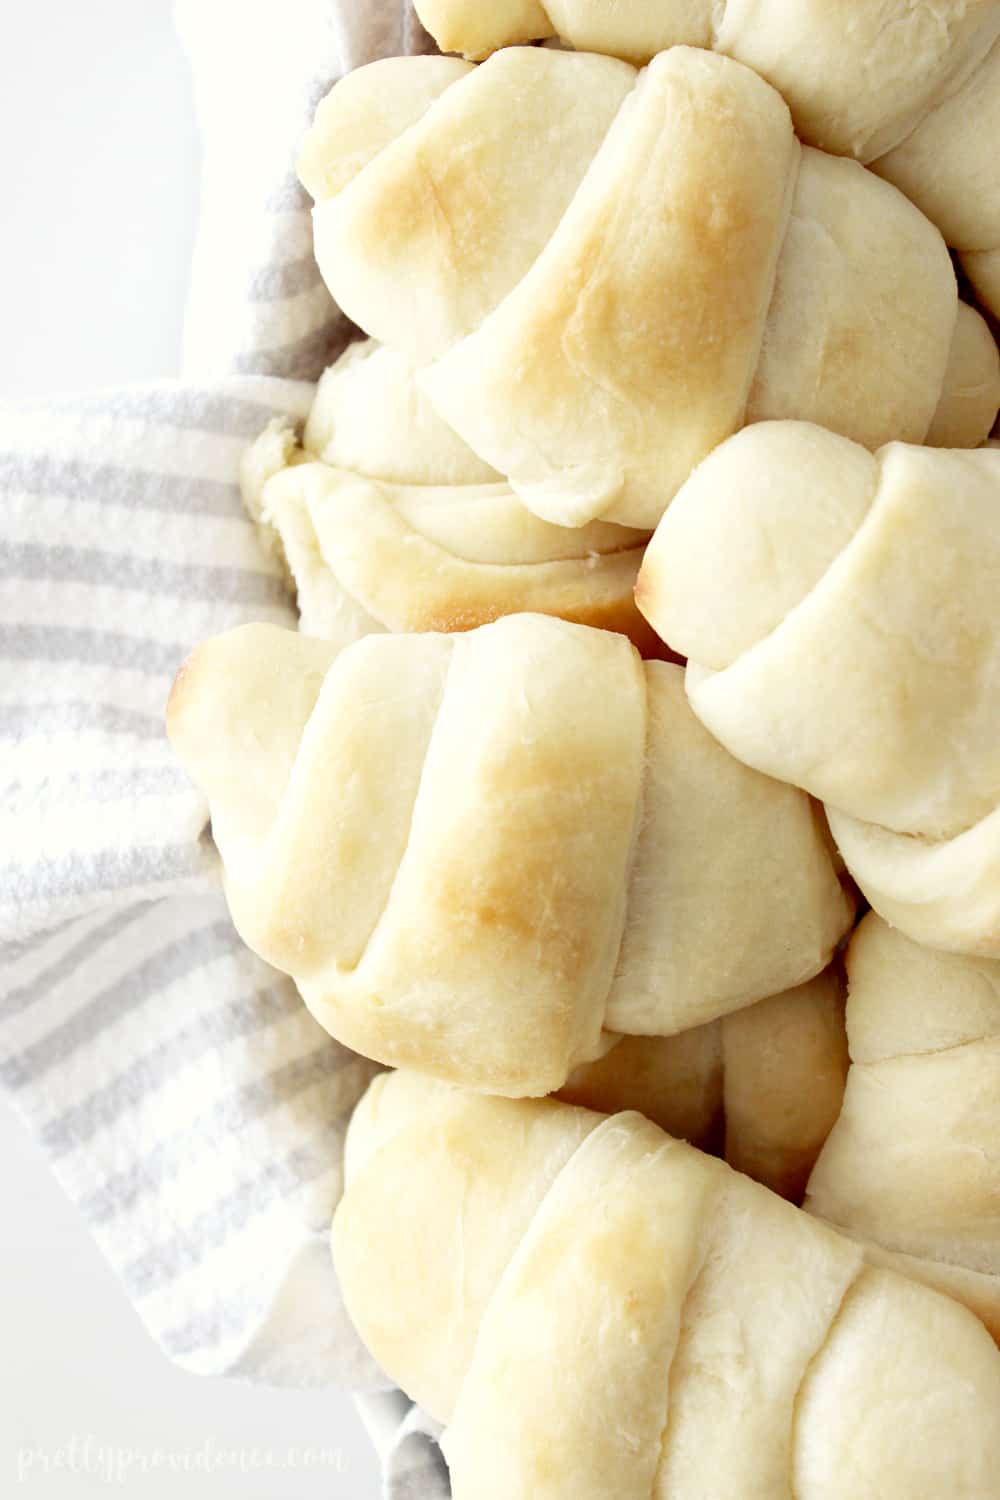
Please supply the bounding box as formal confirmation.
[0,1,449,1494]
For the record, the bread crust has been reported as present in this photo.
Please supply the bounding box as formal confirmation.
[302,47,968,529]
[333,1072,1000,1497]
[806,912,1000,1340]
[638,427,1000,954]
[166,616,851,1093]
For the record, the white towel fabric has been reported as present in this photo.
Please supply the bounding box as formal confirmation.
[0,2,449,1495]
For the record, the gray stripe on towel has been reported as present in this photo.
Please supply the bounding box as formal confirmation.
[228,317,351,384]
[79,1044,362,1224]
[6,389,299,438]
[248,255,324,302]
[125,1134,335,1304]
[41,985,294,1156]
[0,843,211,924]
[0,544,288,607]
[0,902,158,1021]
[0,700,165,740]
[0,453,242,517]
[0,920,239,1089]
[0,624,189,677]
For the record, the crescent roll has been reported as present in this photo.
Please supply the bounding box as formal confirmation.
[413,1,1000,318]
[299,46,988,530]
[240,338,657,653]
[166,615,852,1095]
[333,1070,1000,1499]
[637,425,1000,956]
[561,968,848,1202]
[806,913,1000,1341]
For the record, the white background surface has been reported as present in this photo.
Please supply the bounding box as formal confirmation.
[0,4,380,1494]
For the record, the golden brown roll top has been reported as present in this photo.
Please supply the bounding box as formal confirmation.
[417,48,801,529]
[414,0,998,161]
[167,615,852,1094]
[638,425,1000,955]
[306,48,637,362]
[561,968,848,1202]
[334,1071,1000,1499]
[301,46,972,530]
[806,913,1000,1340]
[412,5,1000,319]
[239,339,658,653]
